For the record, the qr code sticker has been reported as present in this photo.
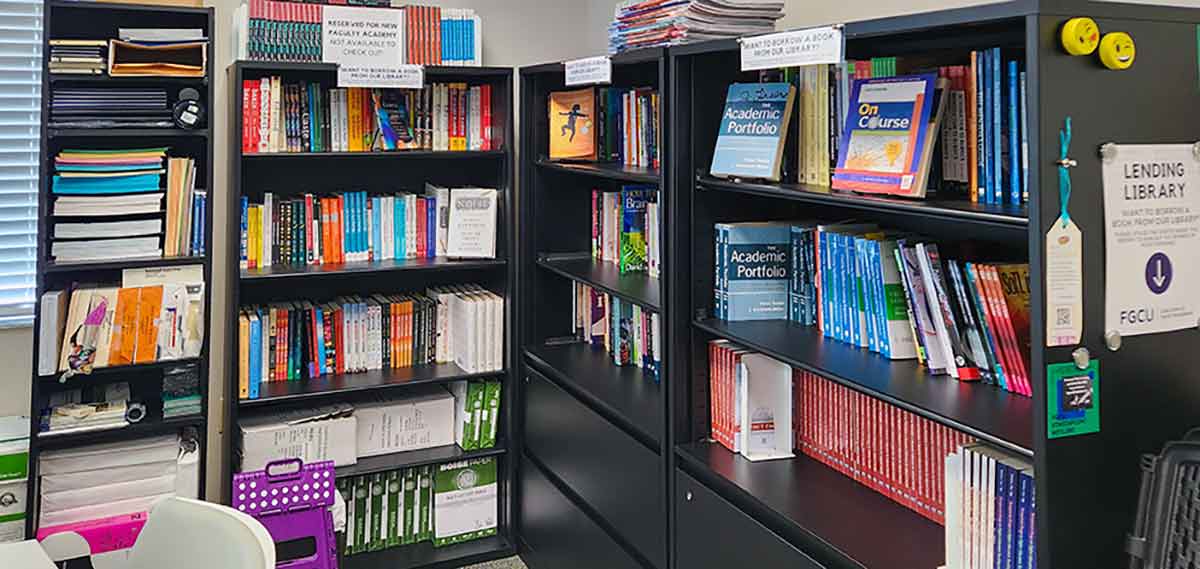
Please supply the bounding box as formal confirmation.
[1056,307,1071,326]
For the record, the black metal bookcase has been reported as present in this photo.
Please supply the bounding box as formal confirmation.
[25,0,214,539]
[665,2,1200,569]
[516,49,670,569]
[222,61,517,569]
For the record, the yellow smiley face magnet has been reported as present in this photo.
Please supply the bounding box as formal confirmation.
[1061,17,1100,55]
[1099,32,1136,70]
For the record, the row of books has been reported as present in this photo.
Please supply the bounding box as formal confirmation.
[711,49,1028,204]
[572,282,661,378]
[239,187,498,270]
[43,273,206,380]
[50,86,176,130]
[242,78,496,154]
[707,342,793,462]
[235,1,482,66]
[792,369,972,524]
[945,442,1037,569]
[48,39,106,75]
[236,283,504,398]
[713,220,1031,396]
[548,86,660,169]
[51,149,206,262]
[591,186,661,277]
[339,458,498,553]
[607,0,784,54]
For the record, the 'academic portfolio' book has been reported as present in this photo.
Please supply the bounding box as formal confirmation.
[710,83,795,182]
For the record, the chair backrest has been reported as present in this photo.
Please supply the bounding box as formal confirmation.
[125,497,276,569]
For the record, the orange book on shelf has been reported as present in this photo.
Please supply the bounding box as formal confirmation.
[109,287,140,366]
[400,298,412,367]
[133,285,163,364]
[548,88,597,161]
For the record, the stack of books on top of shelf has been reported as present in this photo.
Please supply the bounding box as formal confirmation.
[48,40,107,75]
[607,0,784,54]
[242,78,496,153]
[236,283,504,399]
[50,148,205,263]
[713,220,1031,396]
[548,87,660,169]
[36,434,201,562]
[591,185,662,278]
[239,186,497,270]
[572,282,661,379]
[233,0,482,66]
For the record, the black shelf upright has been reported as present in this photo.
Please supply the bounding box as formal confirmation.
[665,2,1200,569]
[26,0,215,540]
[517,49,670,569]
[223,61,517,569]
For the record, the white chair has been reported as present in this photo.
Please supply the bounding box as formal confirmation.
[124,497,275,569]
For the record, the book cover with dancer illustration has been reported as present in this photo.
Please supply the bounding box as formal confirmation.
[549,88,596,160]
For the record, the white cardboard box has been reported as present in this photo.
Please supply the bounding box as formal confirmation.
[239,406,357,471]
[356,385,455,458]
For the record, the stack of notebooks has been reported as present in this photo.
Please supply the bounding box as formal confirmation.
[48,39,107,75]
[608,0,784,54]
[36,434,201,561]
[49,87,173,129]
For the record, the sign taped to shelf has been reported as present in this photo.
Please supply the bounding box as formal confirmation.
[1047,360,1100,439]
[322,6,422,89]
[1101,143,1200,337]
[740,25,844,71]
[564,56,612,86]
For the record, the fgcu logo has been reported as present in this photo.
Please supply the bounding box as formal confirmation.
[856,102,911,130]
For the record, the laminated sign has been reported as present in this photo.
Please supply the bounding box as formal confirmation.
[323,6,421,89]
[1101,143,1200,337]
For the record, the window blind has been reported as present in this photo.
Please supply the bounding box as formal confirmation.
[0,0,40,327]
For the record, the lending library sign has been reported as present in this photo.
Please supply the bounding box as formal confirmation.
[322,5,421,89]
[740,25,844,71]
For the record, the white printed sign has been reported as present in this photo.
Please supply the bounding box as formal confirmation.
[322,6,420,88]
[740,25,844,71]
[1102,143,1200,337]
[564,56,612,86]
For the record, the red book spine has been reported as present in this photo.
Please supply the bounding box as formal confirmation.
[416,198,427,258]
[481,84,492,150]
[334,307,345,375]
[720,343,731,451]
[335,195,346,264]
[982,264,1026,394]
[433,6,442,65]
[277,309,287,380]
[708,342,716,442]
[308,308,319,378]
[304,194,314,265]
[242,81,252,153]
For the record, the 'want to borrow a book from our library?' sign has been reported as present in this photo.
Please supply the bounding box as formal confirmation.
[565,56,612,86]
[322,5,423,89]
[740,25,844,71]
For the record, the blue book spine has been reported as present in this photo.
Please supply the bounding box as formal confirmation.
[789,226,803,323]
[821,232,835,338]
[805,231,817,326]
[1008,61,1021,206]
[851,236,864,347]
[857,237,876,352]
[838,234,852,343]
[1019,71,1029,204]
[427,198,436,257]
[248,312,261,399]
[349,192,359,259]
[869,241,887,356]
[715,224,724,319]
[392,197,401,259]
[1013,470,1029,569]
[371,197,381,261]
[315,306,326,376]
[991,48,1003,204]
[189,194,199,257]
[981,50,992,204]
[975,52,987,204]
[357,192,367,259]
[240,196,249,267]
[720,224,730,319]
[1024,471,1036,569]
[994,463,1010,569]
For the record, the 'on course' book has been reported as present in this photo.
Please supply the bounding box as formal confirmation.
[832,73,937,195]
[710,82,795,182]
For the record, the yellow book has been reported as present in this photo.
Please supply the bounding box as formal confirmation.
[239,311,250,399]
[548,88,596,161]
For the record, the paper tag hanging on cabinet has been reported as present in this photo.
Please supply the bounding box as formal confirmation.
[1046,217,1084,346]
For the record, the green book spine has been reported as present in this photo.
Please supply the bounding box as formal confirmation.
[369,473,385,551]
[481,380,501,449]
[386,470,402,548]
[352,476,367,555]
[419,465,433,541]
[464,381,485,450]
[402,468,416,545]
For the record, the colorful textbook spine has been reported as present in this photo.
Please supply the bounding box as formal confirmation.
[832,73,937,195]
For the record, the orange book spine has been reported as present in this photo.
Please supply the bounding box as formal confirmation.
[110,287,139,367]
[133,286,163,364]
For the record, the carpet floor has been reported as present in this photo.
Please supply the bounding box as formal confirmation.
[459,556,528,569]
